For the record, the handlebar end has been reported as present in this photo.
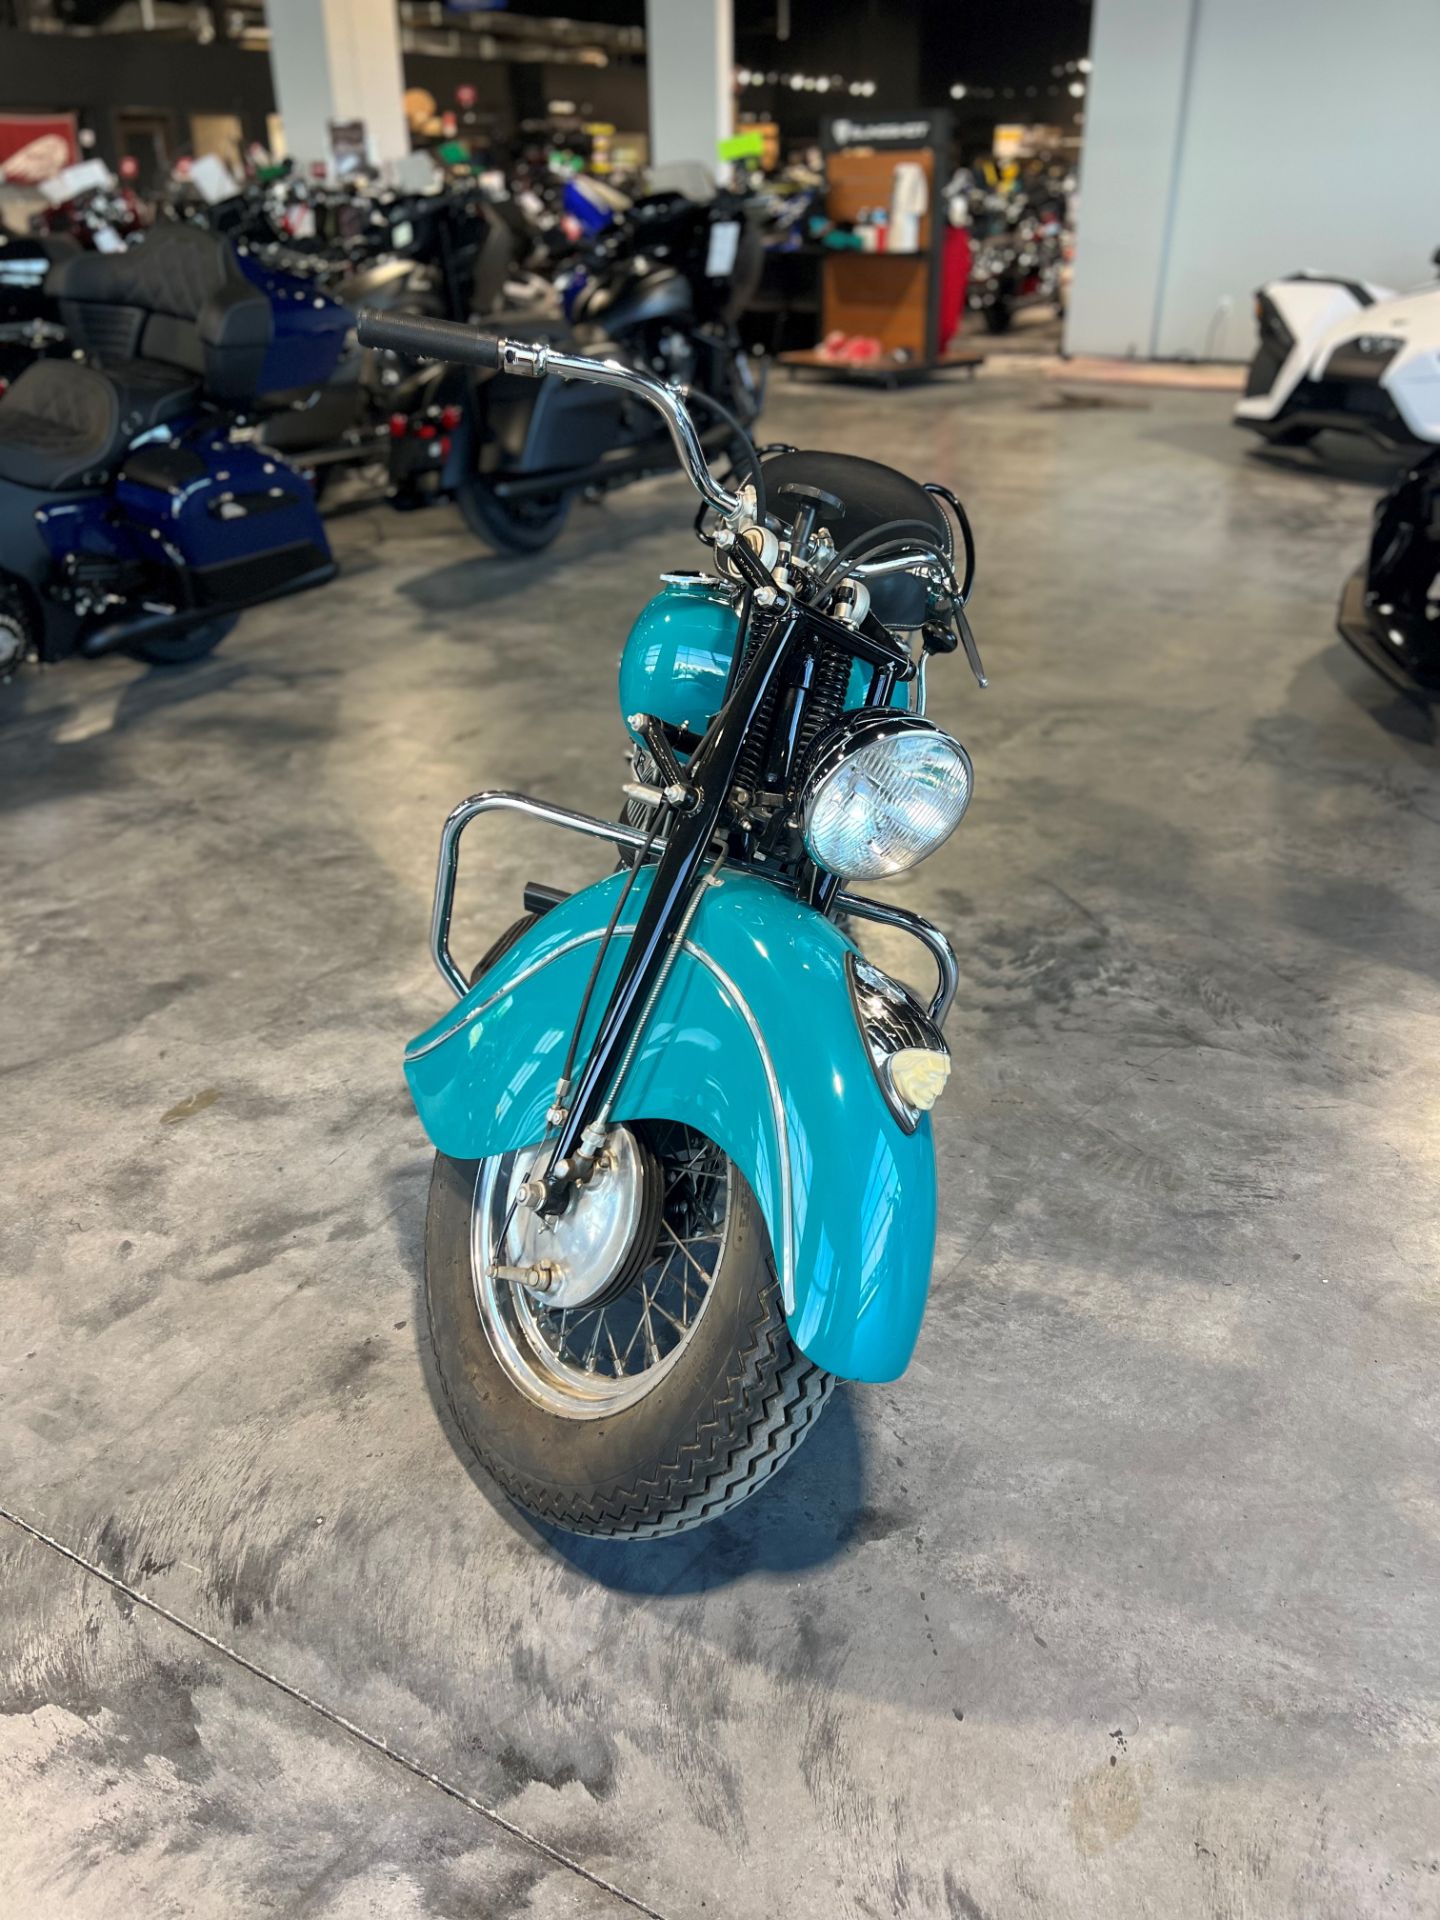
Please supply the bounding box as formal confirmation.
[355,307,503,370]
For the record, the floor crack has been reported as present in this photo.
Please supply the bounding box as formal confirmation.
[0,1502,670,1920]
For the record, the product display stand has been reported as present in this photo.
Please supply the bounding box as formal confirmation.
[779,108,983,388]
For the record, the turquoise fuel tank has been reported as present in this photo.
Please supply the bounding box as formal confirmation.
[617,572,908,756]
[617,573,740,754]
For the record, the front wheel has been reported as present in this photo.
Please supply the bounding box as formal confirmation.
[424,1123,833,1538]
[456,476,571,554]
[983,299,1013,335]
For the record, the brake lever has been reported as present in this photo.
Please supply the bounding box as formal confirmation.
[954,601,988,689]
[925,603,988,689]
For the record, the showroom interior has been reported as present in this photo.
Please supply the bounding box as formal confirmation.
[2,0,1439,1914]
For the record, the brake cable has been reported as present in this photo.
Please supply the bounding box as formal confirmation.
[552,812,665,1119]
[813,518,951,594]
[489,812,665,1281]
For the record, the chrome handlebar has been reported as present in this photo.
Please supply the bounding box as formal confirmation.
[354,309,744,523]
[487,338,744,523]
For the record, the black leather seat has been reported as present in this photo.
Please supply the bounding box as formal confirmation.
[0,225,270,492]
[762,449,950,627]
[0,355,197,490]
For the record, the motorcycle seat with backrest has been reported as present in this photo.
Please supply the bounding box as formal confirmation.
[0,224,271,492]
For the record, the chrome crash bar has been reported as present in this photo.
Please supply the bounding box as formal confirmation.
[428,791,959,1027]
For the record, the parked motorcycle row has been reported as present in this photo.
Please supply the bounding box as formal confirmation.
[0,163,765,675]
[1235,244,1440,704]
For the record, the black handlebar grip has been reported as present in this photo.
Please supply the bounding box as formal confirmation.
[355,309,503,370]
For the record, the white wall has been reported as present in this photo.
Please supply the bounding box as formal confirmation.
[1067,0,1440,361]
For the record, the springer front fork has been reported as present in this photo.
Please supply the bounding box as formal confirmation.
[427,618,958,1228]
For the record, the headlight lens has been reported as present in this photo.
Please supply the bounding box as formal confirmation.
[801,715,973,880]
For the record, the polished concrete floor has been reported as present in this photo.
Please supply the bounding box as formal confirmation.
[3,377,1439,1919]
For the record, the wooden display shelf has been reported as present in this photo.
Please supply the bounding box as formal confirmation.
[807,110,967,383]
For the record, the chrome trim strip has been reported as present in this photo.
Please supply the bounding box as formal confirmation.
[679,940,795,1313]
[406,925,631,1062]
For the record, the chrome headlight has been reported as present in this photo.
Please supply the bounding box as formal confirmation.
[800,713,973,881]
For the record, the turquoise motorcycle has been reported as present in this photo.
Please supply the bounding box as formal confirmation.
[357,309,986,1538]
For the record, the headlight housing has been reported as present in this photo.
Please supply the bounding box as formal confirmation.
[800,712,973,881]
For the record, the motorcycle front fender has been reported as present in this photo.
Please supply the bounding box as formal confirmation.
[403,866,939,1383]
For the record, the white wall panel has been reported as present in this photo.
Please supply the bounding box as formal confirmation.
[1068,0,1440,361]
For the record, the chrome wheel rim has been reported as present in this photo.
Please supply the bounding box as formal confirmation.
[471,1123,730,1420]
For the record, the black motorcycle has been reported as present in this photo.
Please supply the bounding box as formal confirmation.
[1336,447,1440,700]
[0,232,77,387]
[386,187,765,553]
[966,199,1066,336]
[202,181,546,499]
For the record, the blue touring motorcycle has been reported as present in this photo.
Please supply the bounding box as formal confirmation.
[359,309,986,1537]
[0,224,341,676]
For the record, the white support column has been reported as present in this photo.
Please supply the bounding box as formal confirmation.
[266,0,409,178]
[645,0,733,177]
[1063,0,1195,360]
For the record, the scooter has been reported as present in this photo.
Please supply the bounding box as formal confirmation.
[0,223,340,675]
[359,306,985,1537]
[1236,255,1440,451]
[385,188,765,554]
[1336,446,1440,700]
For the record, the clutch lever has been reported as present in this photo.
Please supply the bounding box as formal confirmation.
[953,600,988,689]
[925,597,988,689]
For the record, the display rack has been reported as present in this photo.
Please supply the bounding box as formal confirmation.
[779,109,983,388]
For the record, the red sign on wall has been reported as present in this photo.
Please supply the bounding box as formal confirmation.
[0,113,79,185]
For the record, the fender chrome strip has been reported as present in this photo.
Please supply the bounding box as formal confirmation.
[679,943,795,1312]
[403,927,796,1310]
[404,926,632,1063]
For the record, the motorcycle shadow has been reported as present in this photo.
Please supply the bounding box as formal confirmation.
[539,1388,869,1594]
[395,500,686,615]
[1246,437,1412,488]
[1319,642,1437,746]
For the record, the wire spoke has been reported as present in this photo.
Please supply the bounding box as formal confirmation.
[662,1220,719,1292]
[650,1297,690,1337]
[582,1309,604,1373]
[493,1126,731,1403]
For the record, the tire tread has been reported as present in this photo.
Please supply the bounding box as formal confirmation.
[426,1242,833,1539]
